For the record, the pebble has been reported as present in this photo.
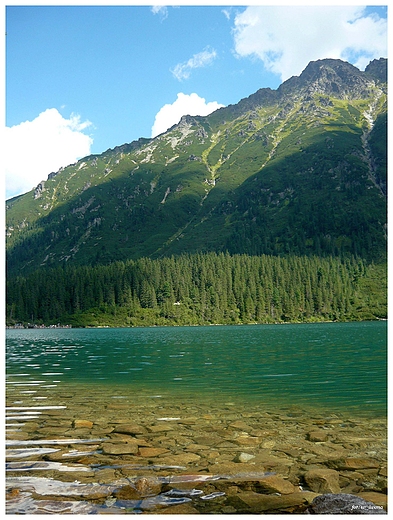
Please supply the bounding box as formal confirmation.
[101,442,139,455]
[112,423,147,435]
[308,429,329,442]
[234,452,255,463]
[138,447,169,457]
[73,419,93,429]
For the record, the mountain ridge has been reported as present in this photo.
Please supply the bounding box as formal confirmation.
[6,57,387,276]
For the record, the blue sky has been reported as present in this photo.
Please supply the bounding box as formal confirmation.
[5,3,388,199]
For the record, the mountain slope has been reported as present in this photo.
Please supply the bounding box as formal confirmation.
[6,58,387,276]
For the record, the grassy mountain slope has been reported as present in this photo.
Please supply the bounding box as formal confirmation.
[6,58,387,277]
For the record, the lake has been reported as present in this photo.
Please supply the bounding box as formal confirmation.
[6,321,387,514]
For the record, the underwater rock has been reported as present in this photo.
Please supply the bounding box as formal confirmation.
[307,430,329,442]
[114,477,162,499]
[102,442,139,455]
[234,452,255,463]
[138,447,170,457]
[304,468,341,494]
[306,493,386,514]
[235,490,315,513]
[328,458,380,470]
[134,476,162,497]
[112,423,147,435]
[256,474,297,495]
[73,419,93,429]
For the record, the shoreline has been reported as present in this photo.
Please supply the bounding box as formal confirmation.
[5,316,387,330]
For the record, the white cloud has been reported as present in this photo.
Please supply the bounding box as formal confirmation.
[151,5,168,21]
[233,6,387,81]
[222,8,232,21]
[5,108,93,199]
[171,47,217,81]
[151,92,224,137]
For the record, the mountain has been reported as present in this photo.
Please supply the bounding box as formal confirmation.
[6,58,387,278]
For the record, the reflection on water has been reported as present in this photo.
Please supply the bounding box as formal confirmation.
[5,322,388,514]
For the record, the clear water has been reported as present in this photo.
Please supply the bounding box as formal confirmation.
[6,321,387,416]
[5,322,387,514]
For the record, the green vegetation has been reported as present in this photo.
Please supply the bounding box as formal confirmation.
[6,60,387,276]
[6,253,386,328]
[5,59,387,329]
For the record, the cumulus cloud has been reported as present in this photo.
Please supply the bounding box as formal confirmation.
[171,47,217,81]
[233,6,387,81]
[151,92,224,137]
[5,108,93,199]
[151,5,168,21]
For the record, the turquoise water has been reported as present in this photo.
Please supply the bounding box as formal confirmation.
[6,321,387,416]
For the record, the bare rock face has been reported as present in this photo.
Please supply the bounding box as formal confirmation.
[281,58,377,100]
[34,182,45,199]
[306,493,387,514]
[365,58,387,84]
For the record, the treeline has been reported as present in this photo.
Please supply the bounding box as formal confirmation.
[6,253,386,327]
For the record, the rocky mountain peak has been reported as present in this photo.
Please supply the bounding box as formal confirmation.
[279,58,380,100]
[6,58,387,276]
[365,57,387,83]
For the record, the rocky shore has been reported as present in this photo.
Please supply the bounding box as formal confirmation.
[6,386,387,514]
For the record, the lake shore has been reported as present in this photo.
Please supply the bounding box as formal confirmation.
[5,316,386,330]
[6,388,387,514]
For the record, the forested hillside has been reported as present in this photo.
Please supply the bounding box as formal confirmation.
[7,253,386,327]
[6,58,387,327]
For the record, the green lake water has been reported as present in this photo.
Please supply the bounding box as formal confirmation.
[6,321,387,417]
[5,321,388,514]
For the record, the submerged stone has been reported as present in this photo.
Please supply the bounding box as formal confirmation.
[234,452,255,463]
[135,476,163,497]
[256,474,298,495]
[112,423,147,435]
[156,502,201,514]
[304,468,341,494]
[235,490,314,513]
[102,442,139,455]
[306,493,387,514]
[328,457,381,470]
[307,430,329,442]
[147,424,174,433]
[72,419,93,429]
[138,447,170,457]
[358,492,388,510]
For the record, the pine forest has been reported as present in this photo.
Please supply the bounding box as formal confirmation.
[7,253,386,327]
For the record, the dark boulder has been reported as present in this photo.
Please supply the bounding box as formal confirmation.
[306,493,386,514]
